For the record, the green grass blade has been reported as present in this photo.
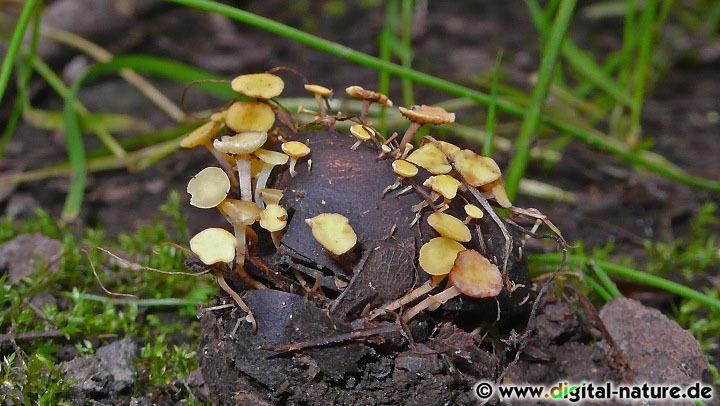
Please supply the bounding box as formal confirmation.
[0,0,40,105]
[589,260,622,298]
[61,55,232,221]
[164,0,720,192]
[482,50,503,157]
[505,0,578,201]
[530,253,720,311]
[400,0,415,106]
[584,275,614,302]
[627,0,658,145]
[526,0,633,107]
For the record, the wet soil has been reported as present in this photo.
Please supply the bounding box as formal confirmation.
[2,0,719,404]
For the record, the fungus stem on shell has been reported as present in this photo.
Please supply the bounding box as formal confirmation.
[398,121,421,156]
[215,270,257,334]
[366,280,436,321]
[235,157,252,202]
[233,225,267,290]
[401,285,462,323]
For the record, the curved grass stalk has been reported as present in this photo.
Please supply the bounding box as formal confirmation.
[41,26,186,123]
[529,253,720,311]
[166,0,720,193]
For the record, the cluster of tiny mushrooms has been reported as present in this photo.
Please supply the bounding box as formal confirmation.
[181,71,559,334]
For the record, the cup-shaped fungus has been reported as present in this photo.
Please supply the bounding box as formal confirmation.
[383,159,418,196]
[403,248,503,322]
[187,167,231,209]
[189,227,258,332]
[463,204,484,224]
[448,249,503,298]
[214,131,268,201]
[305,213,358,269]
[258,188,283,206]
[304,84,333,116]
[406,143,453,175]
[453,149,501,187]
[281,141,311,177]
[349,124,374,150]
[481,178,513,208]
[225,101,276,133]
[427,212,472,242]
[252,149,289,208]
[423,174,461,201]
[259,203,288,248]
[189,227,239,265]
[418,237,465,276]
[397,105,455,154]
[231,72,284,99]
[345,85,392,124]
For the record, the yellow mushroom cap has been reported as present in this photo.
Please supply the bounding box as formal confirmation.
[254,148,289,166]
[231,72,284,99]
[350,124,374,142]
[345,85,393,107]
[304,83,333,98]
[453,149,501,187]
[218,199,261,226]
[464,204,484,220]
[423,174,461,200]
[427,212,471,242]
[448,249,503,298]
[281,141,311,158]
[224,101,275,133]
[189,228,239,265]
[187,167,231,209]
[180,121,217,148]
[259,188,283,206]
[418,237,465,276]
[259,204,288,232]
[483,178,512,208]
[398,105,455,125]
[213,131,267,155]
[391,159,418,178]
[406,143,452,175]
[305,213,357,256]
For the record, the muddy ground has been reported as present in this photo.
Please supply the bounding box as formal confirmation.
[1,0,719,404]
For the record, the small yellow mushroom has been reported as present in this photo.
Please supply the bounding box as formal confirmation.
[231,72,284,99]
[259,188,283,206]
[383,159,418,196]
[214,131,268,201]
[189,227,239,265]
[187,167,231,209]
[259,203,288,248]
[252,149,289,207]
[398,105,455,153]
[418,237,465,276]
[423,174,461,201]
[304,83,333,116]
[224,101,276,133]
[345,85,393,124]
[463,204,484,224]
[427,212,471,242]
[281,141,311,177]
[305,213,357,256]
[448,249,503,298]
[349,124,374,150]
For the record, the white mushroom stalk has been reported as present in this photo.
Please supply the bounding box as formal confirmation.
[214,131,268,201]
[253,149,288,208]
